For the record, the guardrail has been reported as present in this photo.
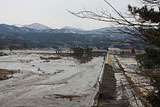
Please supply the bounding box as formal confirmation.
[90,54,108,107]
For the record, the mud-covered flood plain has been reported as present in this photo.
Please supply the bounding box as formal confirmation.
[0,52,103,107]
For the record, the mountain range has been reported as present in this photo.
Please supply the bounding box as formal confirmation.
[11,23,119,35]
[0,23,132,49]
[0,23,126,35]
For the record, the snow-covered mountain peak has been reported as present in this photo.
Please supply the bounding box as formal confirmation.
[62,26,84,31]
[23,23,52,30]
[13,24,23,27]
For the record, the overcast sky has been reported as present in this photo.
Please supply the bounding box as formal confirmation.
[0,0,140,30]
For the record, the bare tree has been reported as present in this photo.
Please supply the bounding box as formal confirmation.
[69,0,160,47]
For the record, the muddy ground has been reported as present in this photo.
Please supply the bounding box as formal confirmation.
[0,53,103,107]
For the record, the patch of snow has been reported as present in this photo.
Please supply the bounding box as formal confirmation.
[23,23,52,30]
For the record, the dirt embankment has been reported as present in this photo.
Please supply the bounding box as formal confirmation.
[97,64,129,107]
